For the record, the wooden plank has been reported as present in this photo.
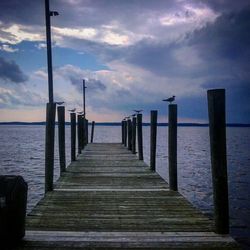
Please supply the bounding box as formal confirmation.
[13,143,239,249]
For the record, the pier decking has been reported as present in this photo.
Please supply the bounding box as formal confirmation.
[18,143,239,249]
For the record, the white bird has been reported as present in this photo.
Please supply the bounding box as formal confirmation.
[55,101,64,105]
[77,111,84,115]
[163,96,175,104]
[133,110,143,114]
[68,108,76,113]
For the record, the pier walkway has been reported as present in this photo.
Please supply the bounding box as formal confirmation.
[18,143,239,249]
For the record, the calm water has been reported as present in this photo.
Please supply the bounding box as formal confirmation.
[0,125,249,248]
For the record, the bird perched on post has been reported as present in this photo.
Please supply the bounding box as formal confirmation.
[55,101,64,105]
[133,110,143,114]
[163,96,175,104]
[68,108,76,113]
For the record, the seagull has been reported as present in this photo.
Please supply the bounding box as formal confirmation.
[163,96,175,104]
[133,110,143,114]
[77,111,84,114]
[55,101,64,105]
[68,108,76,113]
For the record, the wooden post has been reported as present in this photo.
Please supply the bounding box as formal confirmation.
[70,113,76,161]
[137,114,143,160]
[168,104,178,191]
[207,89,229,234]
[150,110,157,171]
[91,121,95,143]
[121,121,125,144]
[127,119,132,150]
[124,120,127,147]
[45,102,56,193]
[57,106,66,174]
[86,119,89,144]
[82,117,86,147]
[132,117,136,154]
[81,116,85,149]
[77,114,82,154]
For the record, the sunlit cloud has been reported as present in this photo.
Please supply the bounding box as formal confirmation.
[0,24,43,44]
[0,44,18,52]
[160,4,218,26]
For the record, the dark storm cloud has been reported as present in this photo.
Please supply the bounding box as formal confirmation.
[124,7,250,78]
[87,78,106,91]
[0,57,28,83]
[189,8,250,63]
[0,1,44,26]
[196,0,250,13]
[69,75,106,92]
[0,0,177,28]
[0,0,248,30]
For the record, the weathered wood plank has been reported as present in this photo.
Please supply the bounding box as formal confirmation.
[13,143,239,249]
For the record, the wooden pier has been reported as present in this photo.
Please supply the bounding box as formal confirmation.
[16,143,239,249]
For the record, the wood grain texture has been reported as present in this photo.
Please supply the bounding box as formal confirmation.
[14,143,240,249]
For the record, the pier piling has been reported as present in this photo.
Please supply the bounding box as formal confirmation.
[121,120,125,144]
[124,120,127,147]
[83,118,88,146]
[207,89,229,234]
[77,115,82,154]
[81,116,85,149]
[168,104,178,191]
[127,119,132,150]
[132,116,136,154]
[70,113,76,161]
[137,113,143,160]
[57,106,66,173]
[91,121,95,143]
[150,110,157,171]
[45,102,56,193]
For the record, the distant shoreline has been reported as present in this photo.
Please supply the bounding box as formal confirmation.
[0,122,249,127]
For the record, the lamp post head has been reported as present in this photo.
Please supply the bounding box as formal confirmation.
[50,11,59,16]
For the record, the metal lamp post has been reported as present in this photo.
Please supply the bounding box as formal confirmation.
[44,0,59,193]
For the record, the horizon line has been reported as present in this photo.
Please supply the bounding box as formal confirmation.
[0,121,249,127]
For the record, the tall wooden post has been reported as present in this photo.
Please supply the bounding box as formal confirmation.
[70,113,76,161]
[121,121,125,144]
[91,121,95,143]
[137,114,143,160]
[81,116,85,149]
[77,115,82,154]
[150,110,157,171]
[207,89,229,234]
[57,106,66,174]
[124,120,127,147]
[85,119,89,144]
[168,104,178,191]
[82,117,86,147]
[45,102,56,193]
[132,117,136,154]
[127,119,132,151]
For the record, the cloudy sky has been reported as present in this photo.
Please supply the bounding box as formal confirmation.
[0,0,249,123]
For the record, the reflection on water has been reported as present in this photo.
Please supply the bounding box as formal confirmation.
[0,125,249,248]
